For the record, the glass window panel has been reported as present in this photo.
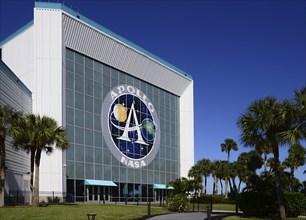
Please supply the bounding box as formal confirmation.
[85,129,93,146]
[85,112,93,129]
[66,71,74,90]
[85,146,94,162]
[118,71,126,83]
[75,53,83,65]
[85,57,93,69]
[126,75,133,85]
[76,162,84,180]
[94,61,102,72]
[94,131,102,148]
[112,166,119,182]
[75,92,84,110]
[85,79,93,96]
[94,148,102,164]
[75,75,84,93]
[75,144,84,162]
[94,115,101,131]
[103,74,110,86]
[112,155,119,166]
[148,170,153,184]
[94,82,102,99]
[103,149,111,165]
[66,60,74,72]
[66,107,74,125]
[66,160,74,179]
[66,144,74,161]
[166,160,171,173]
[85,95,93,113]
[103,65,111,76]
[66,49,74,61]
[94,99,102,115]
[66,90,74,108]
[104,165,111,180]
[66,125,74,143]
[85,163,94,179]
[135,169,140,182]
[133,78,140,88]
[154,171,160,184]
[85,67,93,80]
[102,86,110,99]
[94,71,102,84]
[160,172,165,184]
[111,68,118,79]
[75,63,84,76]
[127,169,134,183]
[75,109,84,127]
[153,159,159,171]
[141,169,147,183]
[111,77,118,87]
[75,127,84,144]
[120,167,127,182]
[95,164,103,180]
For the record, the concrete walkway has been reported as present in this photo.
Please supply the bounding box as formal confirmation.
[147,212,207,220]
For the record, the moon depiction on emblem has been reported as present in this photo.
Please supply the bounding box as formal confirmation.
[102,85,160,169]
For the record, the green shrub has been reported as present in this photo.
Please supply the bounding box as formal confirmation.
[238,191,277,216]
[284,192,306,217]
[166,193,189,212]
[238,191,306,217]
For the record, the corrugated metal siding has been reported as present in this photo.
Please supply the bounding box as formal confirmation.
[0,67,32,176]
[62,14,191,96]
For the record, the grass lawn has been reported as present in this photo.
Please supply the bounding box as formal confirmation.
[188,203,238,212]
[0,204,172,220]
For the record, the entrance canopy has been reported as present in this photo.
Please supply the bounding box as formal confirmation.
[153,184,174,190]
[84,179,117,187]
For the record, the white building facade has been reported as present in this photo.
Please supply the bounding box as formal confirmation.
[0,2,194,202]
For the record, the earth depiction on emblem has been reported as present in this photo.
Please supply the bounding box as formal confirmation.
[109,94,157,159]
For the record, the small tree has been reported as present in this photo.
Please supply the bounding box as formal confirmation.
[13,114,69,206]
[0,105,22,207]
[221,139,238,198]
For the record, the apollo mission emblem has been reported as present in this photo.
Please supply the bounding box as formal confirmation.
[102,85,160,168]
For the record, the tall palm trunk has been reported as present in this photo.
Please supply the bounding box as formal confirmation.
[214,175,218,194]
[219,178,223,195]
[225,151,230,198]
[290,168,295,192]
[33,149,41,207]
[204,176,207,194]
[225,177,228,198]
[0,135,6,207]
[273,147,286,220]
[30,148,35,205]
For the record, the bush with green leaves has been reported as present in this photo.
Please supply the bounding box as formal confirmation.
[284,192,306,217]
[238,191,306,217]
[166,193,189,212]
[238,191,277,216]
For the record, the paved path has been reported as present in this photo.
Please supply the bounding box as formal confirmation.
[147,212,207,220]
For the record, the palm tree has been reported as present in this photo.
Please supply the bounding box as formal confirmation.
[221,139,238,198]
[237,97,290,220]
[283,144,306,192]
[168,177,193,196]
[0,105,22,207]
[198,159,211,194]
[188,164,202,197]
[279,87,306,144]
[13,114,69,206]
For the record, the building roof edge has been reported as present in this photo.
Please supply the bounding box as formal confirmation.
[34,1,193,80]
[0,21,33,47]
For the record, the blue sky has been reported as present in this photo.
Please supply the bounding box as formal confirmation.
[1,0,305,192]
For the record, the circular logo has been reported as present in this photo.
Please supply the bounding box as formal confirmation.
[102,85,160,168]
